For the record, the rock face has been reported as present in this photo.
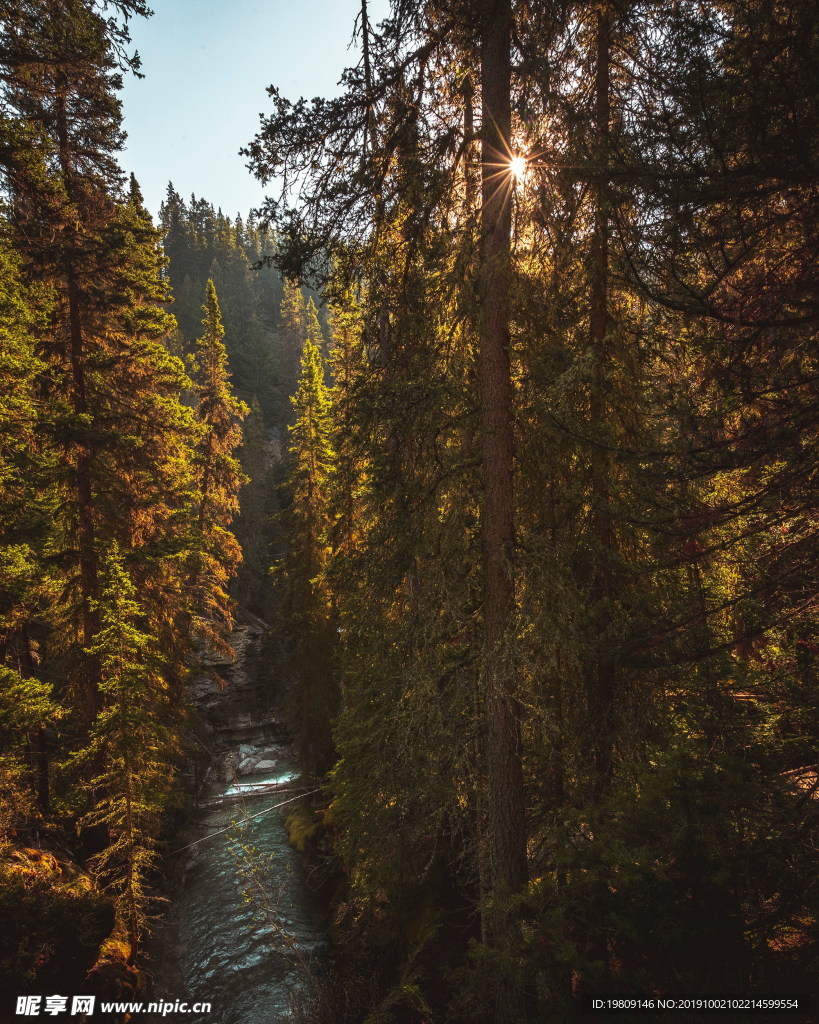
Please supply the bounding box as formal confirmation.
[188,613,289,765]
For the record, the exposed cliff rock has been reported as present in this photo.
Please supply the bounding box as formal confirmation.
[189,614,287,757]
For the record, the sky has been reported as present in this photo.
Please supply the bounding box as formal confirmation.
[120,0,390,219]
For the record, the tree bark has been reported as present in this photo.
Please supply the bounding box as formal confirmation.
[479,1,528,1019]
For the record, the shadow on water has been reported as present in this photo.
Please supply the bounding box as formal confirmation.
[144,750,325,1024]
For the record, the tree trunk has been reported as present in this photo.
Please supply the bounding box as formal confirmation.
[479,1,528,1019]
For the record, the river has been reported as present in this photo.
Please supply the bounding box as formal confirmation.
[144,746,326,1024]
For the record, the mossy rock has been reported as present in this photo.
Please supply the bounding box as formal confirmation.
[284,804,324,853]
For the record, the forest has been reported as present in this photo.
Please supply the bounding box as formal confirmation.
[0,0,817,1022]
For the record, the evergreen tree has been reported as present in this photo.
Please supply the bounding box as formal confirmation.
[0,239,57,813]
[0,0,212,985]
[190,279,247,653]
[0,0,198,729]
[279,280,324,402]
[283,338,336,773]
[80,544,174,957]
[0,0,814,1011]
[158,187,285,428]
[234,397,276,615]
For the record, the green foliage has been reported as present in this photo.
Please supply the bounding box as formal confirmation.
[234,397,279,614]
[78,544,176,951]
[0,667,58,736]
[189,279,248,652]
[523,744,819,1005]
[289,337,334,550]
[281,330,338,774]
[0,0,815,1016]
[284,805,324,854]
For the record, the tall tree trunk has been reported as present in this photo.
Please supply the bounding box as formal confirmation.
[479,1,528,1019]
[578,10,616,991]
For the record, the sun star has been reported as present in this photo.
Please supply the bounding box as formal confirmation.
[510,155,527,180]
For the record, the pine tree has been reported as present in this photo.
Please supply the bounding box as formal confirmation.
[245,0,814,1013]
[80,544,175,957]
[0,0,274,989]
[158,188,285,429]
[234,397,276,615]
[284,338,336,773]
[0,0,190,728]
[0,0,230,967]
[0,238,57,813]
[279,280,324,401]
[190,279,247,654]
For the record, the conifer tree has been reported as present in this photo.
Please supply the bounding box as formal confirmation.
[0,0,191,728]
[158,188,285,427]
[5,0,126,723]
[0,239,57,812]
[0,0,265,988]
[190,279,247,653]
[80,544,174,957]
[248,0,819,1014]
[279,280,324,400]
[326,295,366,560]
[234,397,276,614]
[284,337,336,773]
[0,0,812,1010]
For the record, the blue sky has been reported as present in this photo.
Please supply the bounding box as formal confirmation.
[120,0,389,218]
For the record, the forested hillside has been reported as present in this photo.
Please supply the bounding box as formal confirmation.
[247,0,819,1020]
[157,189,330,614]
[0,0,255,996]
[0,0,817,1022]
